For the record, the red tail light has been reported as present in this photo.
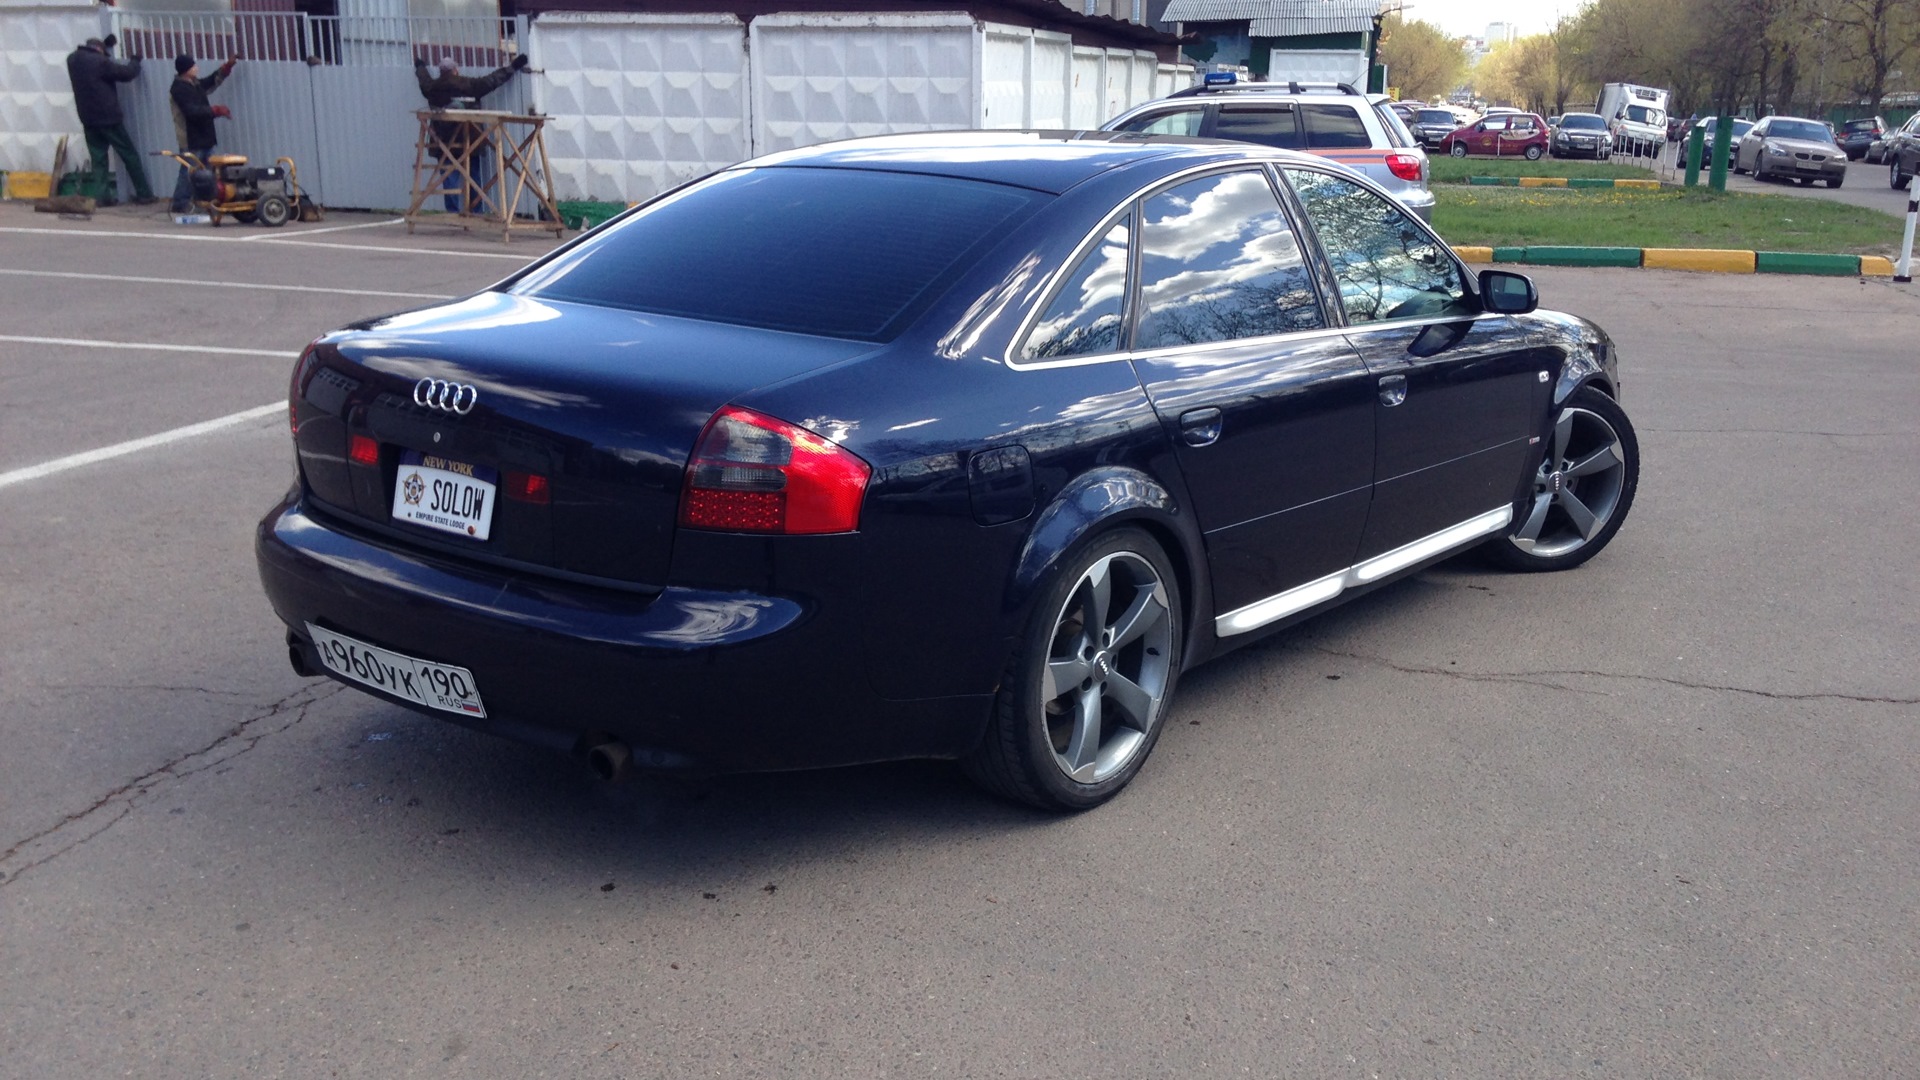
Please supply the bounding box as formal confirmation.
[349,434,379,466]
[680,406,870,534]
[505,470,550,504]
[1386,152,1424,181]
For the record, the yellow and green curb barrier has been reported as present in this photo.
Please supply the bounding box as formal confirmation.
[1453,245,1891,276]
[1465,177,1663,190]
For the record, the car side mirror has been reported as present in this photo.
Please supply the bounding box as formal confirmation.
[1479,269,1538,315]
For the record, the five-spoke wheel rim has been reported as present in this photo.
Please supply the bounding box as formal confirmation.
[1042,551,1174,784]
[1510,404,1629,558]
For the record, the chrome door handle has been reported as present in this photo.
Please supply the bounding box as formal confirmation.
[1378,374,1408,407]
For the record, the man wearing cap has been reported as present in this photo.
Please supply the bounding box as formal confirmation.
[169,53,238,214]
[413,52,530,212]
[65,35,156,206]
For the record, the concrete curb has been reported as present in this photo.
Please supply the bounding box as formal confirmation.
[1453,245,1895,277]
[1463,177,1663,190]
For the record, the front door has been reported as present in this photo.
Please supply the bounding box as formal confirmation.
[1282,167,1551,561]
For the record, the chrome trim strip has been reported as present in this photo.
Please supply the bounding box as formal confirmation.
[1213,505,1513,637]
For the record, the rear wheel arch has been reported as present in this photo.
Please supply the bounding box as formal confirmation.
[1006,468,1204,659]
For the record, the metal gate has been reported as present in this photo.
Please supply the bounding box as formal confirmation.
[109,10,531,210]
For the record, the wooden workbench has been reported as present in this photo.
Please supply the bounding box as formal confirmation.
[404,108,565,242]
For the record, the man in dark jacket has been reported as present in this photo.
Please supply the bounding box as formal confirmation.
[168,53,238,213]
[66,35,156,205]
[414,53,530,211]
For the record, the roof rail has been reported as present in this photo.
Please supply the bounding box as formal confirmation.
[1171,80,1362,99]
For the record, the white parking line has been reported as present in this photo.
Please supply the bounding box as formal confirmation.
[0,268,451,301]
[239,217,404,240]
[0,403,284,491]
[0,335,296,358]
[0,226,537,260]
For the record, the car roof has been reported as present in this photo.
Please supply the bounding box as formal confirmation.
[739,130,1324,195]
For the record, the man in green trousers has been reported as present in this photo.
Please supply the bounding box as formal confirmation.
[66,35,156,206]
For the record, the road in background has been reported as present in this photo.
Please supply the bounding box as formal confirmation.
[2,201,1917,1077]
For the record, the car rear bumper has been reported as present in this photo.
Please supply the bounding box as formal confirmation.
[256,494,989,773]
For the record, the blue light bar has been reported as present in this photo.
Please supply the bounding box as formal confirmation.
[1203,71,1237,87]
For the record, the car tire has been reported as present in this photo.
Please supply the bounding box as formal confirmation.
[960,527,1183,811]
[1827,175,1844,189]
[1482,386,1638,573]
[1753,157,1767,181]
[1797,177,1814,186]
[1450,142,1468,158]
[1893,157,1913,190]
[1524,145,1543,160]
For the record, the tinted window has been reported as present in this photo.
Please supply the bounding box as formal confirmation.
[1135,170,1323,349]
[1373,103,1416,147]
[1301,104,1371,148]
[1418,109,1457,125]
[1213,107,1302,149]
[510,168,1041,341]
[1561,114,1605,130]
[1022,218,1131,361]
[1842,119,1876,133]
[1284,169,1472,324]
[1125,109,1204,137]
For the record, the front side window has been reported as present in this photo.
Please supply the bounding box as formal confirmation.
[1022,218,1132,361]
[1124,109,1205,137]
[1213,107,1303,149]
[1284,169,1472,325]
[1134,170,1324,349]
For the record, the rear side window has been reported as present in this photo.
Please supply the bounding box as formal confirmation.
[1373,103,1416,147]
[1022,217,1131,361]
[1135,170,1324,349]
[509,168,1043,341]
[1213,107,1303,149]
[1301,104,1371,148]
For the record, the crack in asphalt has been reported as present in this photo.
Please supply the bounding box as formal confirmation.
[0,682,342,888]
[1311,647,1920,706]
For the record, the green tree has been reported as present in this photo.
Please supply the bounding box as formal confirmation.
[1378,13,1468,102]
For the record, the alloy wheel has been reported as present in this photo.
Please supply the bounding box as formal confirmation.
[1040,551,1174,783]
[1510,403,1629,559]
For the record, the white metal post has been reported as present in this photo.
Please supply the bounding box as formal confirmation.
[1897,172,1917,284]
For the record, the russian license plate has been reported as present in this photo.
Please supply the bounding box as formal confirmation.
[307,623,487,718]
[393,450,496,540]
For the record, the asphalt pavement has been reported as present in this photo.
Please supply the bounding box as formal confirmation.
[2,201,1916,1078]
[1653,150,1917,214]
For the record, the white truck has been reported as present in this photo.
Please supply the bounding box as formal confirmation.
[1597,83,1669,156]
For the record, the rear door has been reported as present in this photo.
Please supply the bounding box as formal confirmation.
[1282,166,1550,560]
[1116,167,1375,624]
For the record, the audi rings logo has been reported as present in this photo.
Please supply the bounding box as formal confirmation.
[414,378,479,415]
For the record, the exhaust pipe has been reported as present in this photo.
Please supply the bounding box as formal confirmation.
[584,739,633,783]
[286,631,319,678]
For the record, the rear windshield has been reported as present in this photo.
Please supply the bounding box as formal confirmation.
[1770,119,1832,142]
[1841,119,1877,132]
[1561,114,1605,130]
[508,168,1043,341]
[1372,103,1416,147]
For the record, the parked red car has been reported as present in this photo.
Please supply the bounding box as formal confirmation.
[1441,113,1550,160]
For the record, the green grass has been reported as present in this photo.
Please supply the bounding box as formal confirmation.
[1431,185,1903,254]
[1428,157,1656,183]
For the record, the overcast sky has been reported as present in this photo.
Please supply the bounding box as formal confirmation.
[1398,0,1591,38]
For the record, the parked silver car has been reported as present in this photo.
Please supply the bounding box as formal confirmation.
[1101,77,1436,221]
[1736,115,1847,188]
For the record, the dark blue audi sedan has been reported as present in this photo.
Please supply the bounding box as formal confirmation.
[258,131,1636,811]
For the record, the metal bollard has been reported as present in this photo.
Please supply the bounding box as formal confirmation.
[1898,173,1917,284]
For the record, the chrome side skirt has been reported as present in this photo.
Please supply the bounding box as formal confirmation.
[1214,506,1513,637]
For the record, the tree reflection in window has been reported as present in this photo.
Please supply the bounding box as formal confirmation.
[1135,170,1323,349]
[1284,169,1474,324]
[1022,217,1131,361]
